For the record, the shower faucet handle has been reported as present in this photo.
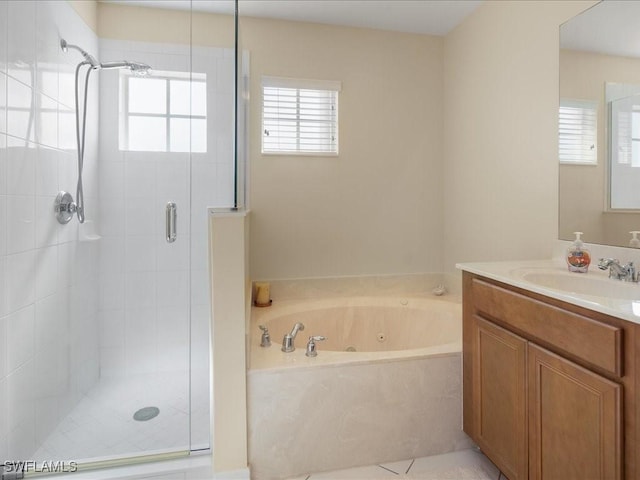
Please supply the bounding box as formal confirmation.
[55,191,78,224]
[305,336,327,357]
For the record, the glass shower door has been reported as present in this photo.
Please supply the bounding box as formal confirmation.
[95,54,194,459]
[2,0,240,472]
[0,0,238,473]
[29,1,195,464]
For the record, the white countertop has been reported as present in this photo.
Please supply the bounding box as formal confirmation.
[457,259,640,325]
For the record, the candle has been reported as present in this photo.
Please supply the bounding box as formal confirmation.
[255,282,271,306]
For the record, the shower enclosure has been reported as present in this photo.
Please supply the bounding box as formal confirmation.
[0,0,242,473]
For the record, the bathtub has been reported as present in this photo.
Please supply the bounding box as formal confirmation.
[247,295,472,480]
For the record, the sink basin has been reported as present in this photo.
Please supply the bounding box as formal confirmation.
[512,268,640,301]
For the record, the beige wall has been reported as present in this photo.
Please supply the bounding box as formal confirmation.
[97,2,234,46]
[560,49,640,247]
[69,0,98,33]
[241,17,444,280]
[442,0,596,272]
[93,0,598,278]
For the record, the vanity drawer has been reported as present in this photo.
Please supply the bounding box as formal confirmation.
[471,278,623,377]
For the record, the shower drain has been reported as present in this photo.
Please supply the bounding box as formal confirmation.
[133,406,160,422]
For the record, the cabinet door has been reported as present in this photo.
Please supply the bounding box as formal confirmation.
[473,317,528,480]
[528,344,622,480]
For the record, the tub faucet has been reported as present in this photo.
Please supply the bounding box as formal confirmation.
[305,336,327,357]
[259,325,271,347]
[598,258,637,282]
[281,322,305,352]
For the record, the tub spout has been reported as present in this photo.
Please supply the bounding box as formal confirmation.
[281,322,305,352]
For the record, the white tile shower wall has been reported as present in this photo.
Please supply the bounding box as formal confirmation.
[97,39,234,379]
[0,1,101,461]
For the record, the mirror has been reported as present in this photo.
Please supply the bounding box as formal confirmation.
[559,0,640,248]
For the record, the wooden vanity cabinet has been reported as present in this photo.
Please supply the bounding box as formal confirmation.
[463,272,636,480]
[472,317,528,480]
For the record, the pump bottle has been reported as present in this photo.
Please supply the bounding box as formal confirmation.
[566,232,591,273]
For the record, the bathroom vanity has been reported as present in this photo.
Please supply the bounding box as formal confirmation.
[460,262,640,480]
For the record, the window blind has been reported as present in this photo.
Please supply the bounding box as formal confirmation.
[262,76,340,155]
[559,99,597,165]
[618,109,632,165]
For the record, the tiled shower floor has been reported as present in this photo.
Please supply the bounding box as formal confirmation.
[32,372,209,463]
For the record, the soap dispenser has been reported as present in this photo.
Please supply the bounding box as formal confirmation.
[566,232,591,273]
[631,231,640,248]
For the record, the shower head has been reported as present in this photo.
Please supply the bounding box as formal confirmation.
[60,38,99,68]
[60,39,151,76]
[129,62,152,77]
[100,60,152,76]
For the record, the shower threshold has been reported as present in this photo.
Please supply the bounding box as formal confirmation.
[27,451,212,480]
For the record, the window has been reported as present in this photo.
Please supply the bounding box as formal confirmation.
[631,110,640,167]
[120,70,206,153]
[262,76,340,156]
[559,98,597,165]
[614,107,640,167]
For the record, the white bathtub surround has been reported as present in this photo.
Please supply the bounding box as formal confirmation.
[257,273,460,302]
[249,354,471,479]
[248,293,471,479]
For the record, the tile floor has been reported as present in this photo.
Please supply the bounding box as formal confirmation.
[286,449,502,480]
[28,377,499,480]
[32,371,209,463]
[30,446,501,480]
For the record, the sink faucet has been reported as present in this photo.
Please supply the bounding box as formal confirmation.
[597,258,637,282]
[281,322,305,352]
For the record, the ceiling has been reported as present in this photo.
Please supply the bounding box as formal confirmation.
[561,1,640,59]
[103,0,483,36]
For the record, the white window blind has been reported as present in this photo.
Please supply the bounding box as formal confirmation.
[559,98,597,165]
[262,76,340,155]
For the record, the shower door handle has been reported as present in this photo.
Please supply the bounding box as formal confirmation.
[166,202,177,243]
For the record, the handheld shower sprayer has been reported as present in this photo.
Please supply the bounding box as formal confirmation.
[100,61,152,76]
[55,38,152,225]
[60,39,151,75]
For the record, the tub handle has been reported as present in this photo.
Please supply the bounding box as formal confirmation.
[259,325,271,347]
[306,335,327,357]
